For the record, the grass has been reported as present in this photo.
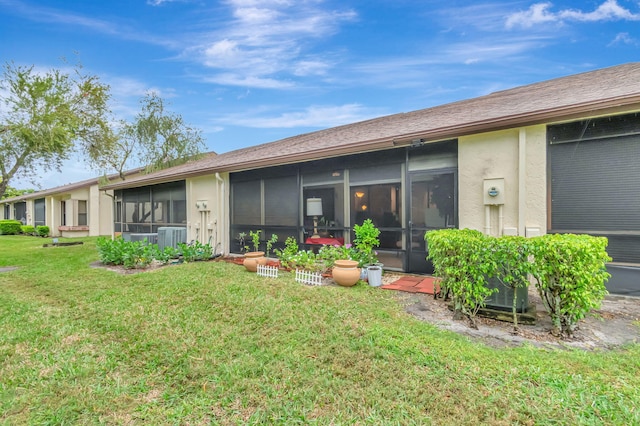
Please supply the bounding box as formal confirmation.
[1,236,639,425]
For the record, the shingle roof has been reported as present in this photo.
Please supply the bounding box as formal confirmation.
[0,168,142,204]
[102,62,640,190]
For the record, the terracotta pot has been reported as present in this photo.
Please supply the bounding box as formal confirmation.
[243,251,267,272]
[332,260,360,287]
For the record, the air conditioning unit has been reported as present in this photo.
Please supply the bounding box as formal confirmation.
[158,227,187,250]
[128,233,158,244]
[485,276,529,313]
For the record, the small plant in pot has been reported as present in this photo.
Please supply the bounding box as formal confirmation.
[353,219,383,286]
[243,230,267,272]
[321,243,361,287]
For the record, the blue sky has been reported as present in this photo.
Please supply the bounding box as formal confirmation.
[1,0,639,189]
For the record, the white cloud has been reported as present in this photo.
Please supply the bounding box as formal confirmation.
[559,0,640,22]
[506,0,640,29]
[1,0,178,48]
[609,32,639,46]
[203,73,295,89]
[217,104,383,128]
[147,0,188,5]
[192,1,357,89]
[506,2,558,28]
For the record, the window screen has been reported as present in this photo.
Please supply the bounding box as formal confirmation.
[549,132,640,263]
[264,176,298,226]
[232,180,261,225]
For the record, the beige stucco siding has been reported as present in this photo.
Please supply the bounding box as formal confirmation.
[187,173,230,254]
[458,125,546,236]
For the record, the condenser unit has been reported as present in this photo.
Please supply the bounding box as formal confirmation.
[127,233,158,244]
[158,227,187,250]
[485,276,529,313]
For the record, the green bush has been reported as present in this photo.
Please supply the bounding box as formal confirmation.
[36,226,50,237]
[178,240,213,262]
[426,229,611,337]
[0,220,22,235]
[426,229,497,328]
[353,218,380,265]
[530,234,610,337]
[274,237,299,269]
[20,225,35,235]
[97,237,159,269]
[486,236,534,330]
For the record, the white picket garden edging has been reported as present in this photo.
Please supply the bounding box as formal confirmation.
[295,269,323,286]
[257,264,279,278]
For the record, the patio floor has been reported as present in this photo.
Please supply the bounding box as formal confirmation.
[381,275,440,295]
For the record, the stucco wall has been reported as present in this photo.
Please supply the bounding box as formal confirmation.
[458,125,546,236]
[92,187,114,237]
[187,173,230,255]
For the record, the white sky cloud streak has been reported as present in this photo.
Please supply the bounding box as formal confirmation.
[217,103,382,128]
[506,0,640,29]
[191,1,357,88]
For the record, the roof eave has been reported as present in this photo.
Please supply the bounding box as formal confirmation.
[101,94,640,191]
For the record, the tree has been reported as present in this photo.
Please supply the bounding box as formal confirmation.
[95,93,206,182]
[0,60,113,200]
[0,179,34,200]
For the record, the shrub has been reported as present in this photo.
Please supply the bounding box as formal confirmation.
[36,226,50,237]
[20,225,35,235]
[427,229,612,337]
[248,230,261,252]
[274,237,299,269]
[0,220,22,235]
[290,250,322,272]
[178,240,213,262]
[353,219,380,265]
[530,234,610,337]
[96,236,157,269]
[487,236,533,330]
[265,233,278,258]
[97,237,128,266]
[426,229,497,328]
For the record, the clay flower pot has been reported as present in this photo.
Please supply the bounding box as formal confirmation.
[332,259,361,287]
[243,251,267,272]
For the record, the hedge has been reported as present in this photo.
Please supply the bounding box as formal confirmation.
[36,226,50,237]
[0,220,22,235]
[426,229,611,337]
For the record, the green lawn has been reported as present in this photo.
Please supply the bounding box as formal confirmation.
[1,236,639,425]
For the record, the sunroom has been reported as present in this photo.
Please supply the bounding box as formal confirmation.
[229,140,458,273]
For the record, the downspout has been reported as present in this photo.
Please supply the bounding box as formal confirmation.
[215,173,225,256]
[101,189,116,240]
[518,128,526,236]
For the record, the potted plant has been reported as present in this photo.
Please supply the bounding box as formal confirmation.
[321,243,361,287]
[243,230,267,272]
[353,219,382,286]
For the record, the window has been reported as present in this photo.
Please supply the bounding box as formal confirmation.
[14,202,26,224]
[77,200,87,226]
[34,198,46,227]
[548,113,640,263]
[61,201,66,226]
[114,181,187,234]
